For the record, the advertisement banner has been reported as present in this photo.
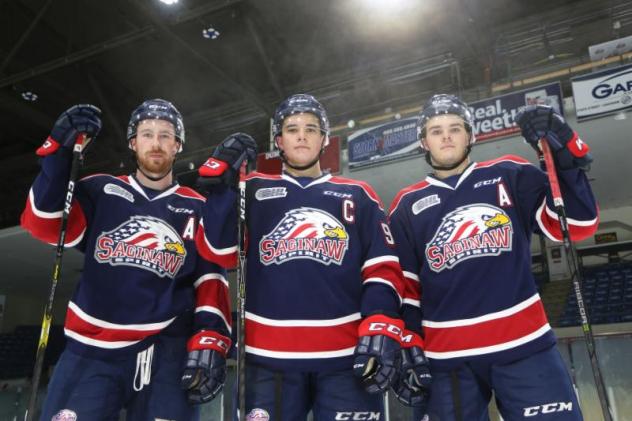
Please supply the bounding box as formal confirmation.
[347,117,420,169]
[470,82,563,142]
[571,63,632,121]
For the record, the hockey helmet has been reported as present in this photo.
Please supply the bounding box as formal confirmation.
[417,94,475,147]
[272,94,330,147]
[127,99,185,152]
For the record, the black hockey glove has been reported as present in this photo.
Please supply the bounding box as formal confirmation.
[514,105,592,170]
[181,330,231,404]
[353,314,402,394]
[37,104,102,156]
[198,132,258,188]
[391,330,432,408]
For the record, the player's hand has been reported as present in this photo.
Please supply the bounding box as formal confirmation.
[37,104,102,156]
[181,330,231,404]
[198,133,258,188]
[391,330,432,407]
[353,314,402,394]
[514,105,592,170]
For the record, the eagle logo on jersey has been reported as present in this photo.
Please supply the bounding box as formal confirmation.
[94,215,187,278]
[259,207,349,266]
[425,204,512,272]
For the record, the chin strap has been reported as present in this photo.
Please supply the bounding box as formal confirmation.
[425,144,471,172]
[278,136,326,171]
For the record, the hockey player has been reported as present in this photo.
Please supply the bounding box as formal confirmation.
[21,100,232,420]
[388,94,598,420]
[197,94,408,420]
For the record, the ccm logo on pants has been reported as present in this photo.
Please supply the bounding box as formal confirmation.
[523,402,573,417]
[334,412,381,420]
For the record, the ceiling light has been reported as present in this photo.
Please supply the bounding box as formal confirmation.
[21,91,38,102]
[159,0,178,5]
[347,120,356,129]
[202,27,220,40]
[394,113,402,120]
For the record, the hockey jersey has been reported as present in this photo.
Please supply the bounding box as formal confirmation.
[199,172,405,371]
[21,151,231,358]
[388,155,598,370]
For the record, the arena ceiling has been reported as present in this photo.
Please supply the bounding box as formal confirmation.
[0,0,631,230]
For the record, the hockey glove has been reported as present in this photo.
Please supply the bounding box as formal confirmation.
[391,330,432,407]
[37,104,102,156]
[198,132,258,188]
[181,330,231,404]
[353,314,402,394]
[514,105,592,170]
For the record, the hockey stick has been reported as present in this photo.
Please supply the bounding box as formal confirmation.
[25,134,87,421]
[236,159,253,420]
[539,139,612,421]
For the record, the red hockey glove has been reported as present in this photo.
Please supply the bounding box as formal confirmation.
[181,330,231,404]
[37,104,101,156]
[391,330,432,407]
[514,105,592,170]
[198,133,258,189]
[353,314,403,394]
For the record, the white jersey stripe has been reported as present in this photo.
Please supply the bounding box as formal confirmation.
[68,301,175,331]
[246,312,361,327]
[64,328,141,349]
[246,345,356,359]
[361,255,399,271]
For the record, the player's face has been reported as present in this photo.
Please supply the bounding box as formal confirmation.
[130,119,179,175]
[422,114,470,166]
[276,113,325,167]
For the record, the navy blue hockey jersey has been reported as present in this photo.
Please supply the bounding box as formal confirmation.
[388,155,598,370]
[200,172,406,371]
[21,152,231,358]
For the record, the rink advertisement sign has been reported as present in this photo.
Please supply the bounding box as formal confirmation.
[347,117,420,169]
[571,63,632,121]
[469,82,563,142]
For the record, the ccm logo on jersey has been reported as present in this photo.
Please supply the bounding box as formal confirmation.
[474,177,502,188]
[167,204,194,214]
[324,190,353,199]
[334,412,380,420]
[255,187,287,201]
[523,401,573,417]
[104,183,135,203]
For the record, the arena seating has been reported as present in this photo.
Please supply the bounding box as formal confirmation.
[557,262,632,327]
[0,326,64,380]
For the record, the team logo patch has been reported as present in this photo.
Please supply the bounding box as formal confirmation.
[412,194,440,215]
[246,408,270,421]
[425,204,513,272]
[94,215,187,278]
[255,187,287,201]
[104,183,135,203]
[259,207,349,266]
[52,409,77,421]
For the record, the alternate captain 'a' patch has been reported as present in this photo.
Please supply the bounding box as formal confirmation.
[259,207,349,266]
[425,204,513,272]
[94,215,187,278]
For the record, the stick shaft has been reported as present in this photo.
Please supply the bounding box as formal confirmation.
[25,134,86,421]
[540,139,612,421]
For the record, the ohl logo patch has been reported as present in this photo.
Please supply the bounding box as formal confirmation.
[259,207,349,266]
[425,204,513,272]
[95,215,187,278]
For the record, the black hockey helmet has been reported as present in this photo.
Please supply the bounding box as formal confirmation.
[417,94,475,147]
[127,99,185,152]
[272,94,330,147]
